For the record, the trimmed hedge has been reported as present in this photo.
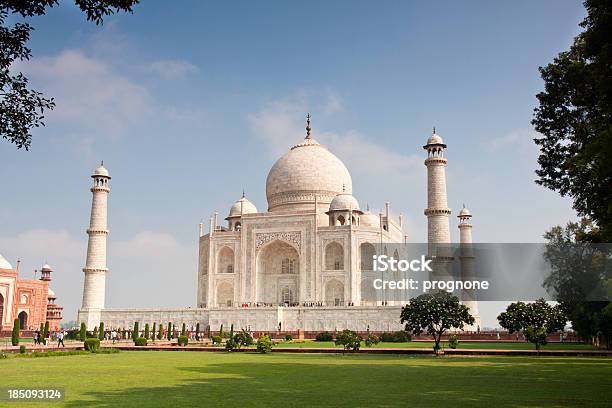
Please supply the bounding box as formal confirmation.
[84,338,100,352]
[178,335,188,346]
[379,331,412,343]
[133,337,147,346]
[257,335,272,353]
[315,331,334,341]
[211,335,222,345]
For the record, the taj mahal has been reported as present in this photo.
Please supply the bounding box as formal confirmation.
[78,115,480,332]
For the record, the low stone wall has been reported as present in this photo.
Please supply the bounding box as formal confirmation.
[98,306,405,332]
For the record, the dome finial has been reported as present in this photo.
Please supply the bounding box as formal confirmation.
[242,189,245,198]
[433,126,436,134]
[305,113,312,139]
[101,160,104,166]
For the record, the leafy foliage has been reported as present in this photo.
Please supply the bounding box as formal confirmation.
[177,336,188,346]
[144,323,149,340]
[79,322,87,342]
[256,335,272,353]
[334,330,361,352]
[98,322,105,340]
[448,335,459,349]
[364,334,379,347]
[400,292,474,352]
[532,0,612,241]
[497,299,566,350]
[0,0,139,149]
[11,318,19,346]
[133,337,147,347]
[379,331,411,343]
[315,331,333,342]
[543,221,611,347]
[84,338,100,352]
[157,323,163,340]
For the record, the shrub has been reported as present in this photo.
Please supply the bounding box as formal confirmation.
[448,334,459,349]
[152,323,156,341]
[80,323,87,341]
[335,330,361,352]
[133,322,139,339]
[93,326,98,339]
[84,338,100,352]
[12,318,19,346]
[181,323,186,337]
[235,329,254,348]
[257,335,272,353]
[315,331,333,342]
[133,337,147,347]
[365,334,380,347]
[157,324,164,340]
[19,345,26,354]
[225,338,237,351]
[284,334,293,341]
[195,323,200,341]
[144,323,150,340]
[0,352,8,359]
[219,324,224,338]
[211,335,222,345]
[178,335,189,346]
[98,322,105,340]
[167,322,172,340]
[380,331,411,343]
[229,324,234,339]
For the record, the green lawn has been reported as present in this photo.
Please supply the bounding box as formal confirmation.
[274,340,598,350]
[1,351,611,407]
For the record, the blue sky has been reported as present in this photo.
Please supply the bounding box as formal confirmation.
[0,1,586,326]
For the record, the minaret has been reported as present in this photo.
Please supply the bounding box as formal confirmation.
[458,205,481,329]
[424,128,451,244]
[78,162,111,330]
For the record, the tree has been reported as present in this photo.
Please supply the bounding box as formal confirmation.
[152,323,156,341]
[334,329,361,352]
[229,324,234,339]
[79,322,87,341]
[43,321,49,341]
[498,299,566,352]
[0,0,139,150]
[157,323,163,340]
[12,318,19,346]
[532,0,612,241]
[133,322,139,339]
[181,323,186,337]
[98,322,105,340]
[93,325,98,339]
[167,322,172,340]
[543,221,611,347]
[144,323,150,340]
[195,322,200,341]
[400,292,474,353]
[219,324,224,338]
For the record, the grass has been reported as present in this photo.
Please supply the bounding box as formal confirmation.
[1,351,611,407]
[274,340,599,350]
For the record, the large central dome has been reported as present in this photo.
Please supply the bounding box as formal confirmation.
[266,127,352,212]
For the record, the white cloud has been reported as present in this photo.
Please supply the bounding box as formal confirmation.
[21,49,151,136]
[247,94,422,179]
[482,128,538,153]
[149,59,199,80]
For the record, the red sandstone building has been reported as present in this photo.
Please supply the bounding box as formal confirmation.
[0,254,63,333]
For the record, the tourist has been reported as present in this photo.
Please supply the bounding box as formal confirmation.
[34,331,40,345]
[57,330,65,347]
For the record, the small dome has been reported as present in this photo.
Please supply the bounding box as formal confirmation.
[360,211,380,228]
[41,263,52,271]
[329,193,361,212]
[228,195,258,217]
[48,288,56,298]
[0,254,12,270]
[458,206,472,217]
[426,132,444,146]
[94,164,109,177]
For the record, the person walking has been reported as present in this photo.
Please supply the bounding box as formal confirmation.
[57,331,65,347]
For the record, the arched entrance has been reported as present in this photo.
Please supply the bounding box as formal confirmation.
[325,279,344,306]
[256,240,299,305]
[216,281,234,307]
[18,311,28,330]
